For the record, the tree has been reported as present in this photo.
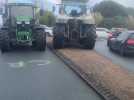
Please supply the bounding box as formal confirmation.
[126,16,134,29]
[39,11,55,26]
[99,18,114,29]
[94,12,104,26]
[126,7,134,16]
[93,1,127,18]
[99,16,127,29]
[93,1,129,29]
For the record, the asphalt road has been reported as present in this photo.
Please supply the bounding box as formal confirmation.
[0,48,102,100]
[95,39,134,72]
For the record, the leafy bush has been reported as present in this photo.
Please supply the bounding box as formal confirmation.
[94,12,104,26]
[126,16,134,29]
[93,1,134,29]
[93,1,127,18]
[39,11,55,27]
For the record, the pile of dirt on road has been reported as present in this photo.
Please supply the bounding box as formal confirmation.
[47,38,134,100]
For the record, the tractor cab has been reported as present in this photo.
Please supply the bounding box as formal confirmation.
[4,3,35,42]
[57,3,90,17]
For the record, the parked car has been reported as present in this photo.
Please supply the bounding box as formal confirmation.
[111,28,127,33]
[107,31,122,46]
[96,28,111,39]
[109,28,127,38]
[108,31,134,56]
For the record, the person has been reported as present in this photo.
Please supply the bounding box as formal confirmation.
[70,9,78,16]
[59,6,64,15]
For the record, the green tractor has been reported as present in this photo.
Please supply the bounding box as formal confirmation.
[0,3,46,52]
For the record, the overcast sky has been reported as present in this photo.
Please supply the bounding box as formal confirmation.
[48,0,134,8]
[0,0,133,8]
[112,0,134,8]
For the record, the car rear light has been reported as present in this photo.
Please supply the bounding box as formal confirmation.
[109,34,113,37]
[127,39,134,45]
[108,33,113,39]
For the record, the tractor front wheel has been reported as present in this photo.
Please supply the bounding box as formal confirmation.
[0,31,10,53]
[34,30,46,51]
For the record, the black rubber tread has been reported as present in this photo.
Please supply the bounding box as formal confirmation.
[53,25,65,49]
[107,41,110,47]
[53,34,64,49]
[83,25,96,49]
[34,30,46,51]
[109,45,113,51]
[0,31,10,53]
[120,46,126,56]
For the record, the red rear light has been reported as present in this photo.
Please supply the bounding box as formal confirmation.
[127,39,134,45]
[109,34,113,37]
[108,33,113,39]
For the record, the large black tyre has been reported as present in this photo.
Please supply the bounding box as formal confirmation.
[120,45,126,56]
[108,44,115,53]
[83,37,96,49]
[0,31,10,53]
[53,34,64,49]
[83,25,96,49]
[34,30,46,51]
[109,44,113,51]
[53,25,65,49]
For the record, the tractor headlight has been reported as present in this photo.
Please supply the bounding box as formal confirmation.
[25,22,30,24]
[17,21,21,24]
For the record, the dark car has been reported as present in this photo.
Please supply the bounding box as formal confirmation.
[108,31,134,56]
[107,31,122,46]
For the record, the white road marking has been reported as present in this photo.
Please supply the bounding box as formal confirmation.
[8,61,25,68]
[8,59,51,68]
[29,60,51,66]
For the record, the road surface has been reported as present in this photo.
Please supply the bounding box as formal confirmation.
[95,39,134,72]
[0,48,103,100]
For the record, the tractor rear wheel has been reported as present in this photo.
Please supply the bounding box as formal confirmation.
[34,30,46,51]
[0,31,10,53]
[53,34,64,49]
[83,26,96,49]
[83,37,96,49]
[53,25,65,49]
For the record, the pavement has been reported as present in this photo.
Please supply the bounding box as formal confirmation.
[0,48,102,100]
[48,38,134,100]
[95,39,134,72]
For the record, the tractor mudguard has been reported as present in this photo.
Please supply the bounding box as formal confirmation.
[34,25,45,31]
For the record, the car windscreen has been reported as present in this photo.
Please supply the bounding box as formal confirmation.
[113,32,122,37]
[129,33,134,39]
[117,32,129,40]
